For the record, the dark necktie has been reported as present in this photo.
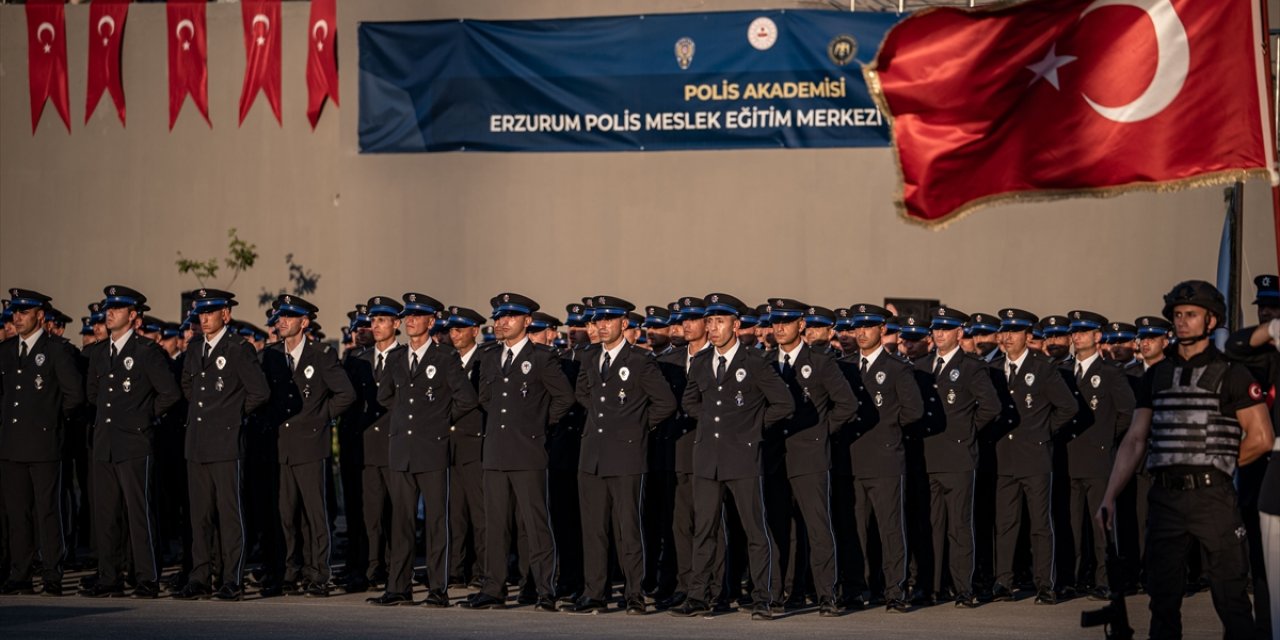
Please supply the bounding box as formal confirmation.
[1075,363,1084,383]
[111,343,119,366]
[781,353,792,376]
[502,348,514,374]
[287,353,296,372]
[375,353,385,379]
[18,341,27,367]
[860,357,869,376]
[410,353,420,376]
[933,356,944,377]
[1008,363,1019,391]
[601,352,612,381]
[203,342,212,367]
[715,355,727,384]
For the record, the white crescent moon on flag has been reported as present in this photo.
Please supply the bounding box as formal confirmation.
[1078,0,1189,123]
[36,22,55,43]
[97,16,115,39]
[312,19,329,41]
[176,18,195,42]
[252,14,270,33]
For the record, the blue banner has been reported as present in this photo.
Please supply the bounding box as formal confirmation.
[358,10,904,153]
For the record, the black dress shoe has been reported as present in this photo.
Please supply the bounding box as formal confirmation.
[367,592,414,606]
[172,582,212,600]
[533,597,557,612]
[556,587,583,603]
[213,584,243,601]
[460,593,507,609]
[818,598,840,617]
[289,580,311,596]
[516,589,538,606]
[259,584,284,598]
[954,592,978,608]
[40,580,66,597]
[1034,588,1058,605]
[1086,586,1111,601]
[625,598,646,615]
[79,583,126,598]
[342,579,370,594]
[656,591,686,610]
[990,584,1015,602]
[566,597,608,614]
[418,589,449,608]
[467,577,484,590]
[886,598,910,613]
[667,599,710,617]
[0,581,36,593]
[838,594,866,610]
[304,582,330,598]
[750,602,773,621]
[131,582,161,599]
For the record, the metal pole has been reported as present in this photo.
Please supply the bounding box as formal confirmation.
[1230,182,1245,332]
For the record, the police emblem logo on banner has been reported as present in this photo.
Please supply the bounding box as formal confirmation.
[828,34,857,65]
[674,37,695,70]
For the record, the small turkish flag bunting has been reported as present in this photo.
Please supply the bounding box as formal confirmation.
[306,0,339,129]
[867,0,1277,225]
[239,0,282,126]
[26,0,70,134]
[168,0,210,129]
[86,0,130,126]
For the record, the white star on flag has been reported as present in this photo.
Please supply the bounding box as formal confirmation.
[1025,44,1077,90]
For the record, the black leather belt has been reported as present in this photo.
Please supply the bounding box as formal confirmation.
[1151,470,1230,491]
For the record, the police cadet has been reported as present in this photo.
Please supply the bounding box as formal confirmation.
[643,305,673,356]
[261,295,355,597]
[762,298,857,616]
[1059,310,1134,600]
[370,293,477,607]
[639,303,676,598]
[833,303,923,613]
[1039,315,1072,365]
[444,306,488,589]
[0,289,84,596]
[173,289,270,601]
[1102,322,1141,371]
[969,313,1004,365]
[1099,281,1273,639]
[915,307,1000,608]
[653,296,712,611]
[334,304,372,592]
[78,286,180,599]
[802,306,837,354]
[566,296,676,615]
[990,308,1075,604]
[755,304,776,351]
[669,293,793,620]
[463,293,575,611]
[344,296,406,593]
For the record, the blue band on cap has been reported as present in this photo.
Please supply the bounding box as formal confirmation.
[970,322,999,333]
[90,313,106,324]
[643,316,669,328]
[491,304,532,318]
[103,295,140,308]
[1105,331,1137,342]
[705,303,740,316]
[803,315,834,327]
[678,306,706,317]
[368,305,400,317]
[999,318,1035,330]
[886,322,900,332]
[1258,290,1280,298]
[901,327,929,339]
[592,306,627,318]
[852,314,886,326]
[770,310,804,322]
[834,318,854,330]
[162,328,180,338]
[402,302,437,315]
[1069,320,1102,331]
[276,303,313,317]
[237,327,255,336]
[193,298,230,311]
[143,323,163,333]
[529,321,549,331]
[1042,327,1070,337]
[1136,327,1168,338]
[9,297,44,308]
[930,317,965,330]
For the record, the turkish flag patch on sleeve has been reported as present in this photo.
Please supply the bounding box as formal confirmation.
[1247,382,1264,402]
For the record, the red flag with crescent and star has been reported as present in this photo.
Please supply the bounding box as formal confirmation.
[86,0,130,126]
[306,0,339,130]
[26,0,70,133]
[239,0,282,126]
[866,0,1278,226]
[167,0,209,129]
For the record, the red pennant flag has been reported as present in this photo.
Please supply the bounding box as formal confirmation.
[26,0,70,133]
[239,0,282,126]
[86,0,130,126]
[167,0,210,129]
[868,0,1277,225]
[306,0,339,129]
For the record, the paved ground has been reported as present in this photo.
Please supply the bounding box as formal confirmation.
[0,583,1234,639]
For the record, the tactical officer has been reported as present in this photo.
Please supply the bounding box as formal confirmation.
[917,307,1000,607]
[669,293,793,620]
[444,306,488,589]
[990,308,1076,604]
[371,293,477,607]
[762,298,857,616]
[1100,281,1273,639]
[566,296,676,615]
[262,295,354,597]
[834,304,924,612]
[1060,310,1134,600]
[462,293,575,611]
[173,289,270,601]
[0,289,85,596]
[79,286,181,599]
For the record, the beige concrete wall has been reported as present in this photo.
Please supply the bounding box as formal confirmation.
[1,0,1278,335]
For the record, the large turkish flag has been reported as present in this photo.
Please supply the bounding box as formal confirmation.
[27,0,70,133]
[239,0,282,126]
[306,0,338,130]
[868,0,1276,225]
[86,0,129,126]
[168,0,209,129]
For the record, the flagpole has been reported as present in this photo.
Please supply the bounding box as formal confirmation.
[1230,182,1245,333]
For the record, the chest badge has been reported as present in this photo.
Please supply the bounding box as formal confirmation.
[1090,374,1101,389]
[304,365,315,379]
[34,353,45,367]
[800,364,812,379]
[874,391,884,407]
[735,368,746,383]
[34,374,44,390]
[946,389,956,405]
[1024,393,1033,409]
[875,371,887,385]
[215,356,227,370]
[122,378,132,393]
[735,390,745,407]
[521,361,532,376]
[618,388,627,405]
[425,365,437,380]
[1089,395,1099,411]
[1024,373,1035,386]
[618,366,630,381]
[215,376,225,392]
[949,369,960,382]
